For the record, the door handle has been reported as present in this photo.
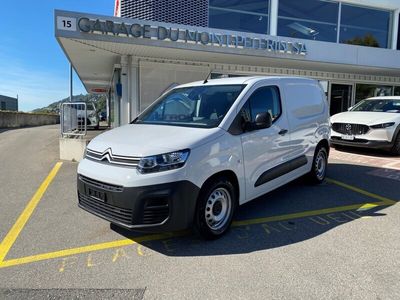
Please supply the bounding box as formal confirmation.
[278,129,288,136]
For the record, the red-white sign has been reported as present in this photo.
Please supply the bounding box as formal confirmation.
[91,88,108,94]
[114,0,120,17]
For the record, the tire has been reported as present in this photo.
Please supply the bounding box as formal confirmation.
[391,133,400,156]
[307,146,328,184]
[194,177,237,240]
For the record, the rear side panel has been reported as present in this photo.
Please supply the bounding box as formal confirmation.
[281,79,330,164]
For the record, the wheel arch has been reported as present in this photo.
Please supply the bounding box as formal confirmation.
[199,170,240,205]
[391,123,400,143]
[316,138,330,156]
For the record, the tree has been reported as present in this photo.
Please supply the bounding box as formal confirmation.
[344,33,380,48]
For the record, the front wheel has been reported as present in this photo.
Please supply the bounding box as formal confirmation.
[307,146,328,184]
[391,133,400,156]
[194,177,237,240]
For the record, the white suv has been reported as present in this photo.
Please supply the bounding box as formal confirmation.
[330,97,400,155]
[77,77,330,239]
[77,102,99,130]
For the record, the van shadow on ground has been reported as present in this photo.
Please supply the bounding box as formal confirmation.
[112,163,398,257]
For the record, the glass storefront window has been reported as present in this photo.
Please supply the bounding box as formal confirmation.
[278,0,339,42]
[394,86,400,96]
[340,4,391,48]
[355,84,393,103]
[398,13,400,50]
[209,0,269,34]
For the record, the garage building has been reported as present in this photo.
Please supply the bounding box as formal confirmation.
[55,0,400,127]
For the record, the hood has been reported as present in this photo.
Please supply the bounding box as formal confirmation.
[87,124,224,157]
[330,111,399,126]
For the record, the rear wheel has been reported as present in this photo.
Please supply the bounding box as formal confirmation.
[308,146,328,184]
[391,133,400,156]
[194,177,237,240]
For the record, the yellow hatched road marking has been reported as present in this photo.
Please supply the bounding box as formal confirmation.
[0,231,188,269]
[325,178,396,205]
[0,162,63,263]
[232,202,382,227]
[0,176,396,269]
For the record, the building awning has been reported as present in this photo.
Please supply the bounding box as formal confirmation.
[55,10,400,93]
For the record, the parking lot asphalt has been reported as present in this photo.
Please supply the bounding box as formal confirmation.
[0,125,399,299]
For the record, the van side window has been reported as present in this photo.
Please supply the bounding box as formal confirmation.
[238,101,251,124]
[248,86,282,122]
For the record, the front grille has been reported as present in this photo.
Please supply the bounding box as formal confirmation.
[78,192,133,225]
[86,148,140,167]
[332,123,370,135]
[79,175,123,192]
[142,198,170,225]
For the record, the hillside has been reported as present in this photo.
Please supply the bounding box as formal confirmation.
[32,94,107,114]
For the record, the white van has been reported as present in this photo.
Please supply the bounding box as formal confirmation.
[77,76,330,239]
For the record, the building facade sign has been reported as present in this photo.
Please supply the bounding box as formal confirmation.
[76,17,307,55]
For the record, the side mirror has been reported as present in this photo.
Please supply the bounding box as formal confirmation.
[254,112,272,129]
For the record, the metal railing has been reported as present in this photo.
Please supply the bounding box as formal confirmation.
[61,102,87,137]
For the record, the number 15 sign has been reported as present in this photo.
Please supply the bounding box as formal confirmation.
[57,16,77,32]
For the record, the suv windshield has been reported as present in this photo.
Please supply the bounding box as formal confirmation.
[134,85,246,128]
[86,103,95,111]
[351,99,400,113]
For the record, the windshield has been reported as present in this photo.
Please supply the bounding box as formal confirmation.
[134,85,246,128]
[351,99,400,113]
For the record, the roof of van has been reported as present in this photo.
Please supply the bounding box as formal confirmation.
[177,76,317,88]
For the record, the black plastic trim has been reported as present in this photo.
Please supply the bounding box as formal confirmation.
[77,175,200,232]
[330,137,393,150]
[254,155,308,187]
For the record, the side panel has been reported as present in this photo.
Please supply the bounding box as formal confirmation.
[237,80,294,202]
[282,80,330,165]
[188,133,246,205]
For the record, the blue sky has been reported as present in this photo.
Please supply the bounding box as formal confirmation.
[0,0,112,111]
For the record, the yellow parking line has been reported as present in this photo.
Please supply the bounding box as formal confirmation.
[0,231,188,269]
[0,162,63,263]
[0,200,388,269]
[326,178,396,205]
[232,202,382,227]
[0,177,396,269]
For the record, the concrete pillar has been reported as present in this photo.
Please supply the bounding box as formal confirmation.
[129,57,140,119]
[120,55,130,125]
[269,0,279,36]
[392,9,399,50]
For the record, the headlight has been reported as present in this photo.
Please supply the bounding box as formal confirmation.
[370,122,395,129]
[138,149,190,174]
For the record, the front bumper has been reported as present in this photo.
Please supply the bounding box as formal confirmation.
[330,136,393,150]
[77,174,200,232]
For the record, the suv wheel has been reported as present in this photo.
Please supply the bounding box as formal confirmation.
[308,146,328,184]
[194,177,237,240]
[391,133,400,156]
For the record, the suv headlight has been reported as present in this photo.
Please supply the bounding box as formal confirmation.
[370,122,395,129]
[138,149,190,174]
